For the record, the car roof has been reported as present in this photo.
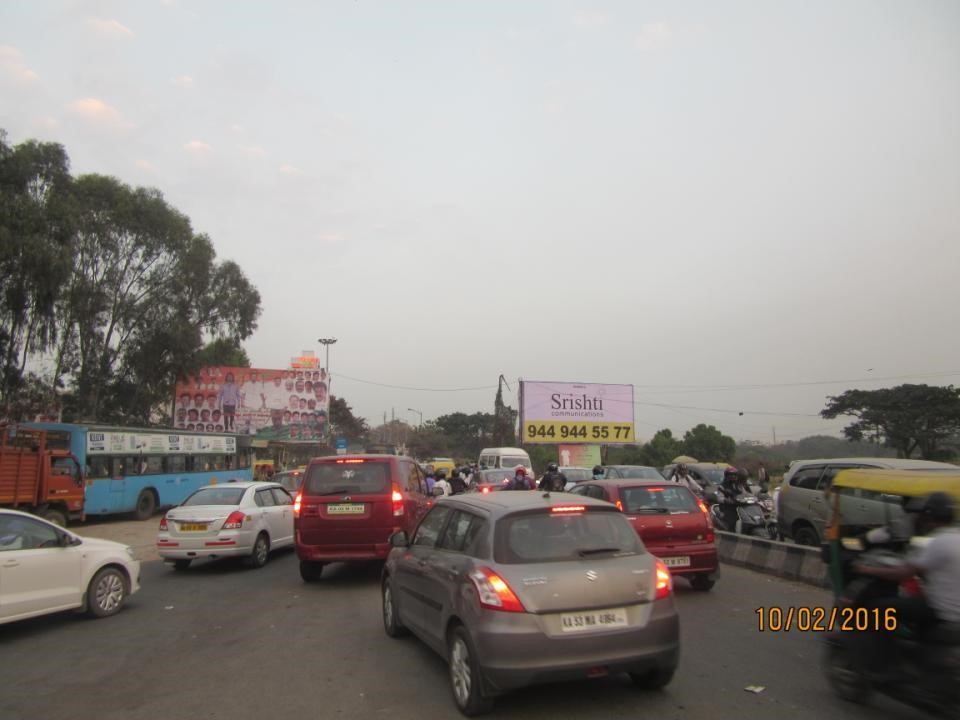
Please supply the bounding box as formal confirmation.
[787,458,958,471]
[197,481,278,490]
[607,464,659,470]
[580,479,676,488]
[435,491,613,517]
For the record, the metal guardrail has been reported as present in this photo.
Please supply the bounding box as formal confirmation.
[716,531,831,589]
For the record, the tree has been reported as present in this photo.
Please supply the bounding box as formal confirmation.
[194,338,251,369]
[329,396,368,442]
[644,429,683,467]
[821,384,960,459]
[493,376,517,446]
[682,424,736,462]
[434,411,494,459]
[0,131,74,415]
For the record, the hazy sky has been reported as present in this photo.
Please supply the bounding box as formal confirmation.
[3,0,959,444]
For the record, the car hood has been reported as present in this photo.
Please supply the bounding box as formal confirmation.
[74,535,133,553]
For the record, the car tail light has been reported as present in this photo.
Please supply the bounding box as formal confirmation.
[159,514,168,531]
[336,459,365,464]
[615,500,623,512]
[654,559,673,600]
[222,511,246,530]
[469,566,526,612]
[293,492,302,516]
[392,483,404,517]
[481,486,490,494]
[697,499,716,542]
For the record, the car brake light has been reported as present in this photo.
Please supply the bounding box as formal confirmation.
[392,483,404,517]
[551,505,586,514]
[481,487,490,494]
[222,511,246,530]
[336,458,365,464]
[469,566,525,612]
[654,559,673,600]
[293,492,302,516]
[159,514,168,531]
[697,499,716,542]
[615,500,623,512]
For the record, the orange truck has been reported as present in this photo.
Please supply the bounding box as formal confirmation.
[0,424,85,526]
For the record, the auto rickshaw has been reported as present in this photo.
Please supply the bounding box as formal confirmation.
[821,467,960,716]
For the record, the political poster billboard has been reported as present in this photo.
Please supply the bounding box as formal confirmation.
[519,380,636,445]
[173,366,330,443]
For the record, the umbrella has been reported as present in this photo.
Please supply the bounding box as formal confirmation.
[672,455,699,464]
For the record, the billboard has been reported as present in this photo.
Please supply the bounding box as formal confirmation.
[173,366,330,443]
[520,381,635,445]
[558,444,602,468]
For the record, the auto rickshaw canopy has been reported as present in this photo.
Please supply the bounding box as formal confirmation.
[829,467,960,503]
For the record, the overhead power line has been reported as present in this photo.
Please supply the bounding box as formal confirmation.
[334,372,497,393]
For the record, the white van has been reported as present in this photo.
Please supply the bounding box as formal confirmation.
[478,447,535,480]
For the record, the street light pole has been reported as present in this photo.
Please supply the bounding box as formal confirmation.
[407,408,423,427]
[317,338,337,380]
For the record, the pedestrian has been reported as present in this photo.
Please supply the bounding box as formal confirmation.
[424,470,436,494]
[434,470,451,496]
[757,463,769,491]
[670,463,703,497]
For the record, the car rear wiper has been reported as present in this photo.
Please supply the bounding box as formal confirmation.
[578,547,621,556]
[317,488,353,496]
[633,507,669,513]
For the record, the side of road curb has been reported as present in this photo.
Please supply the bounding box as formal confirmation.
[716,531,831,589]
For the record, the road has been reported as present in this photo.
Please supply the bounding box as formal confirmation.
[0,553,918,720]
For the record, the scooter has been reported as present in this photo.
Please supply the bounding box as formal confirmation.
[709,492,773,538]
[823,547,960,719]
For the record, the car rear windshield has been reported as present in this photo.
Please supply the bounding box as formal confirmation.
[480,470,513,484]
[276,473,302,493]
[501,456,528,468]
[563,469,591,482]
[304,461,390,496]
[617,467,664,479]
[621,485,697,514]
[182,487,246,506]
[495,508,644,564]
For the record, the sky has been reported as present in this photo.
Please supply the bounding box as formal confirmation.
[2,0,959,444]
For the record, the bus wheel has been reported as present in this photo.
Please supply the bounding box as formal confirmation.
[134,490,156,521]
[40,508,67,527]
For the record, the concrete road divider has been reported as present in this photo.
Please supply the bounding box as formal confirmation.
[716,531,830,589]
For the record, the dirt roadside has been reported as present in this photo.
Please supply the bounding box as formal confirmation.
[71,515,163,563]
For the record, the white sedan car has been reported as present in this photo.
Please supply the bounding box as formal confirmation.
[0,508,141,625]
[157,481,295,570]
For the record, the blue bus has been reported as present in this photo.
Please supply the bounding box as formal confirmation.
[21,423,253,521]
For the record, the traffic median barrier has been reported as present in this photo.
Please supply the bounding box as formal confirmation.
[716,531,830,589]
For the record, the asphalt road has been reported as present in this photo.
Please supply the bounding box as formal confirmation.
[0,553,920,720]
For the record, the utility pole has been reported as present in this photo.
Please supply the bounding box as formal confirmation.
[317,338,337,389]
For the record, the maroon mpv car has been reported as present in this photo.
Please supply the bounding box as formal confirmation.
[294,455,434,581]
[568,479,719,590]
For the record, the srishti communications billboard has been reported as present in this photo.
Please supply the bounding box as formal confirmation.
[173,366,330,442]
[519,381,636,445]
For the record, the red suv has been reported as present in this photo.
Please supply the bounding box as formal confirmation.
[294,455,433,581]
[568,479,719,591]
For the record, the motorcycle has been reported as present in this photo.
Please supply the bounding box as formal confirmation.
[823,545,960,718]
[709,490,775,538]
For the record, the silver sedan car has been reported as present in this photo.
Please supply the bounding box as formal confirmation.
[156,481,295,570]
[382,492,680,715]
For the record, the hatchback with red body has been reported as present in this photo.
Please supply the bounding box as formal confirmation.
[568,479,719,590]
[294,454,434,581]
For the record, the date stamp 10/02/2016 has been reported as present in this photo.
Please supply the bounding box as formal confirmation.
[756,606,897,632]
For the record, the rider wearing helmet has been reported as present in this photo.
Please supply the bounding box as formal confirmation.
[592,465,605,481]
[510,465,532,491]
[538,462,567,492]
[853,491,960,680]
[718,467,741,531]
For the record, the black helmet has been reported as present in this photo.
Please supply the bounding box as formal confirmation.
[921,492,955,523]
[547,462,558,473]
[592,465,604,475]
[436,469,447,479]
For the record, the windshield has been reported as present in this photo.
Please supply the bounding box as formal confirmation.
[563,468,591,483]
[501,457,528,468]
[275,473,302,493]
[617,467,664,479]
[304,461,389,495]
[478,470,513,485]
[621,485,697,513]
[701,469,725,484]
[495,508,644,563]
[182,487,245,506]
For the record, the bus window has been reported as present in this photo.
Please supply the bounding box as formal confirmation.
[212,455,226,471]
[167,455,186,473]
[112,457,132,477]
[141,456,164,475]
[238,447,252,468]
[88,457,110,478]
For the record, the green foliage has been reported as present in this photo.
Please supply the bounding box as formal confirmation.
[681,424,736,463]
[822,384,960,459]
[194,338,251,369]
[329,396,369,442]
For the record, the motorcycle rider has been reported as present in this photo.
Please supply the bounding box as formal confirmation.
[510,466,532,490]
[433,469,452,496]
[717,467,742,532]
[852,492,960,681]
[592,465,605,481]
[539,462,567,492]
[449,468,467,495]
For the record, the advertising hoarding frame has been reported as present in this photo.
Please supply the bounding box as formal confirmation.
[519,379,636,445]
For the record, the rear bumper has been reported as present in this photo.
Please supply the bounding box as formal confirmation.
[646,543,719,577]
[157,530,254,560]
[475,598,680,693]
[296,543,391,562]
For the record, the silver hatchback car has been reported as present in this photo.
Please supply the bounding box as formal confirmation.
[381,492,680,716]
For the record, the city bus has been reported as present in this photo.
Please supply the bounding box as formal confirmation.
[21,423,253,521]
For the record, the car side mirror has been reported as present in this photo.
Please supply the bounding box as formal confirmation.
[389,531,409,548]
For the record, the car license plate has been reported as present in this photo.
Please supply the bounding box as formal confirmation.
[560,608,628,633]
[179,523,208,532]
[326,503,365,515]
[662,556,690,568]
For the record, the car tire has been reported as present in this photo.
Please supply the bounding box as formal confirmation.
[448,625,493,716]
[133,490,156,521]
[690,574,715,592]
[40,508,67,527]
[794,526,820,547]
[382,577,409,638]
[245,532,270,568]
[299,560,325,582]
[629,667,675,690]
[86,566,128,618]
[173,559,192,571]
